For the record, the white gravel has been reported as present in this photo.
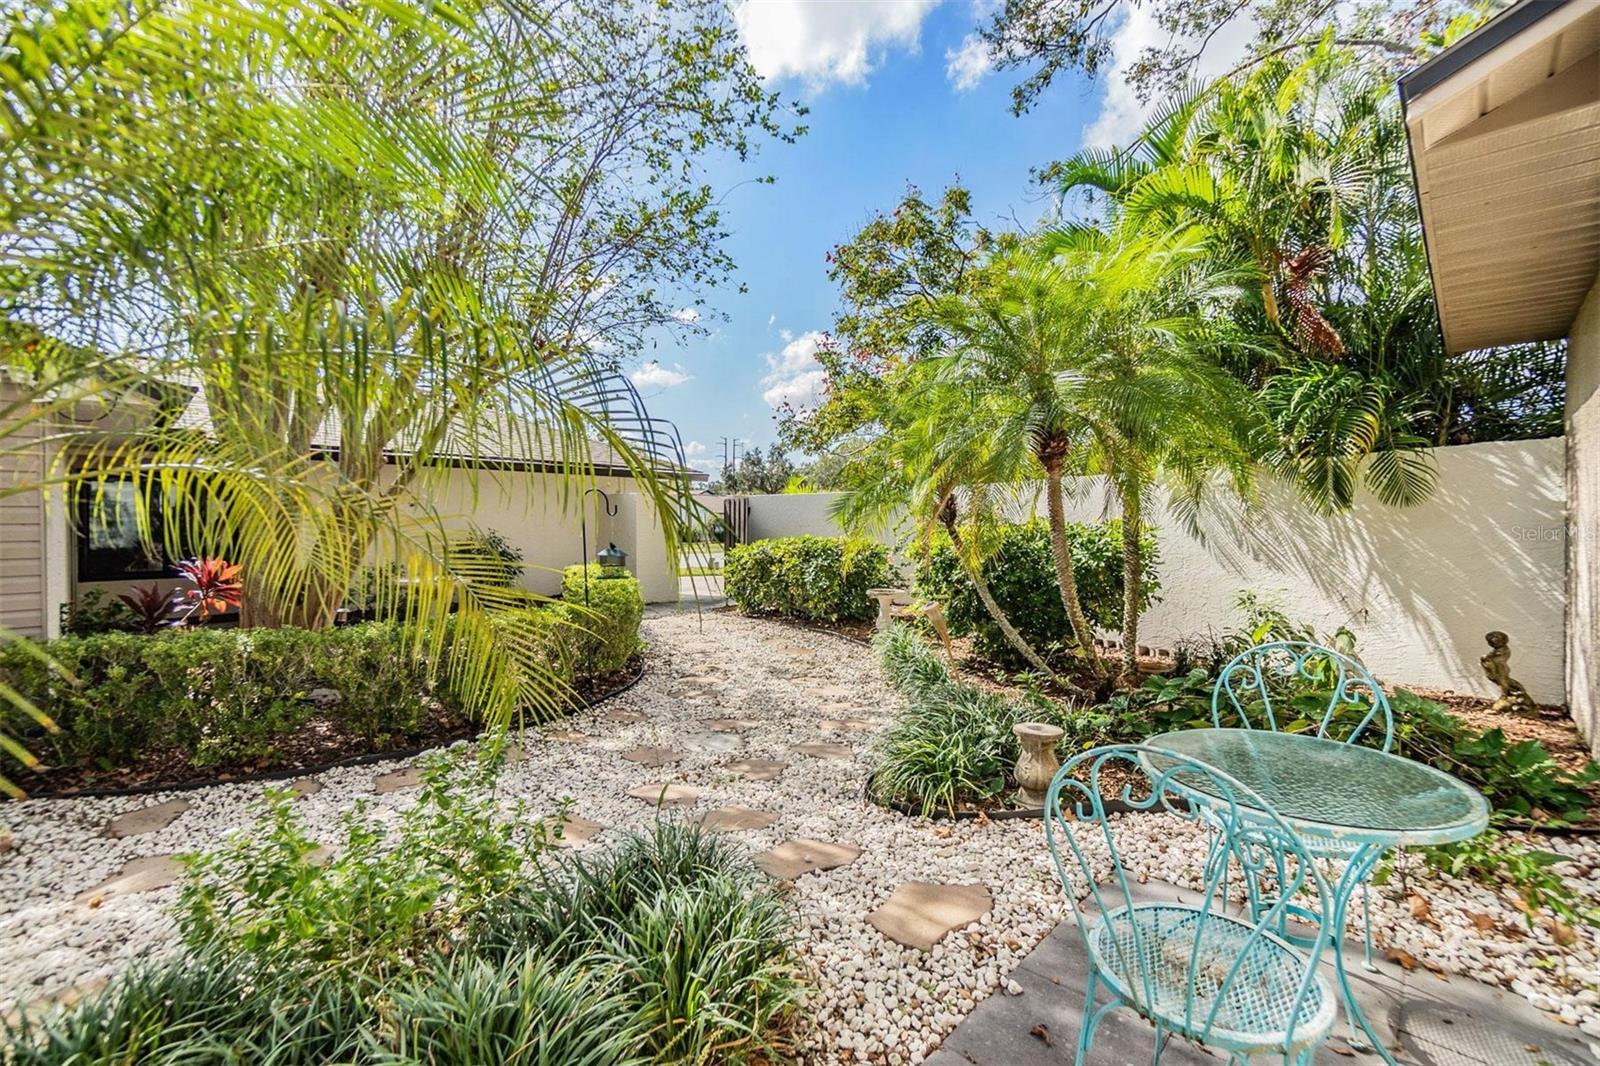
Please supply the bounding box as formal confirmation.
[2,609,1597,1060]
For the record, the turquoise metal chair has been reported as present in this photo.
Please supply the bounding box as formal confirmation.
[1211,641,1393,968]
[1045,745,1338,1065]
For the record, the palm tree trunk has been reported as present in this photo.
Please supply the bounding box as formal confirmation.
[944,517,1064,685]
[1119,487,1143,685]
[1041,457,1103,675]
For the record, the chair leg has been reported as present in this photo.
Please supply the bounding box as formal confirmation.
[1361,881,1377,972]
[1151,1023,1165,1065]
[1076,970,1101,1066]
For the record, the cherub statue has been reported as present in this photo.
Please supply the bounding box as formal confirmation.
[1480,631,1537,715]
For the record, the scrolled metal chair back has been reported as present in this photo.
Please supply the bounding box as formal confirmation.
[1044,745,1334,1054]
[1213,641,1393,750]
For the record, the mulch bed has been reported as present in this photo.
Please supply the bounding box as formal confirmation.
[13,657,645,800]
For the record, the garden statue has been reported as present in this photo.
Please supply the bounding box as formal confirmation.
[1480,631,1537,715]
[1012,722,1064,808]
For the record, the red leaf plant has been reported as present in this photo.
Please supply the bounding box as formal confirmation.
[116,583,176,633]
[172,558,243,623]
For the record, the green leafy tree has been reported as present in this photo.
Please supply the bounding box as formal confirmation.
[707,446,798,495]
[977,0,1490,114]
[0,0,792,726]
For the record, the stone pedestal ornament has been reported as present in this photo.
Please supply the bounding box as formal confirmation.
[865,588,911,631]
[1012,722,1065,809]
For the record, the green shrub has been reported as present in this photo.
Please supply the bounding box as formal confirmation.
[0,622,464,772]
[724,535,893,622]
[871,625,1088,815]
[914,519,1159,669]
[561,564,644,676]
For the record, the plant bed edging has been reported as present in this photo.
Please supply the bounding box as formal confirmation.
[17,657,648,801]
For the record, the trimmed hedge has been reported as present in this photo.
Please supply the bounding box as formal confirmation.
[724,536,893,623]
[0,622,461,770]
[1,567,644,778]
[914,518,1160,669]
[560,565,644,676]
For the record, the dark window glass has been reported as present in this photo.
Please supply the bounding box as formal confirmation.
[78,480,169,581]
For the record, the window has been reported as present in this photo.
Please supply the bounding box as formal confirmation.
[77,479,170,581]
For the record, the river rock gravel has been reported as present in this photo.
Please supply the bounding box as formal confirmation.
[1,608,1597,1060]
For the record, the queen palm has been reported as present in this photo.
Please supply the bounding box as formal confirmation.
[931,224,1256,683]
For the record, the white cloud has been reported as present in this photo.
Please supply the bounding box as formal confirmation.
[684,440,707,457]
[1082,5,1255,149]
[630,360,692,389]
[945,33,992,91]
[733,0,941,90]
[766,312,777,328]
[760,329,830,410]
[671,306,701,324]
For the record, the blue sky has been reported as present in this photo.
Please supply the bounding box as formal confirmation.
[624,0,1187,475]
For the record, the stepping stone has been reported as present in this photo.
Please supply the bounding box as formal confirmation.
[555,815,604,848]
[543,729,589,742]
[103,799,190,839]
[305,844,336,867]
[868,882,993,952]
[726,758,787,781]
[286,778,322,799]
[816,684,856,700]
[818,718,877,733]
[602,709,644,723]
[78,855,183,903]
[627,782,700,807]
[695,806,779,832]
[755,838,862,880]
[620,746,682,767]
[702,718,760,732]
[373,766,423,793]
[793,742,853,760]
[680,731,741,755]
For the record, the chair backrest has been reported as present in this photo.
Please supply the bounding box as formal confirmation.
[1043,745,1333,1051]
[1213,641,1393,751]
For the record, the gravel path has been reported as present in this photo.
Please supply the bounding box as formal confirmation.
[2,609,1598,1061]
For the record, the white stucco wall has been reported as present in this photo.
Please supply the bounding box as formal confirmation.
[1568,278,1600,750]
[738,439,1568,702]
[746,492,853,542]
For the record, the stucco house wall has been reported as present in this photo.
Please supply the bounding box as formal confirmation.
[1569,279,1600,744]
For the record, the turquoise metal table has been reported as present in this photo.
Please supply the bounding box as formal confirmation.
[1144,729,1490,1063]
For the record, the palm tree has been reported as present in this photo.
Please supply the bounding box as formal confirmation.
[931,225,1257,683]
[1,0,782,728]
[831,364,1069,687]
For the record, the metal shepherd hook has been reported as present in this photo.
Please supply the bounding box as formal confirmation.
[579,487,618,606]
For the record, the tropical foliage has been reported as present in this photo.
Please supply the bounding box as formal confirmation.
[0,0,792,753]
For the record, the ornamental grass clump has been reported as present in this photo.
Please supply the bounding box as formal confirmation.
[871,625,1087,816]
[2,758,803,1065]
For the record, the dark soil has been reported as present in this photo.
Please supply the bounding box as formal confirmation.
[713,605,876,645]
[15,658,645,799]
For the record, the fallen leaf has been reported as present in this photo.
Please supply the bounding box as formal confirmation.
[1408,893,1437,927]
[1525,1045,1542,1054]
[933,825,953,840]
[1541,917,1578,947]
[1384,947,1418,971]
[1029,1023,1052,1047]
[1464,911,1497,933]
[85,894,103,910]
[1327,1044,1355,1057]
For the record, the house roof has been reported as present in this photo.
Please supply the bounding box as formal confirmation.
[1399,0,1600,353]
[165,383,705,481]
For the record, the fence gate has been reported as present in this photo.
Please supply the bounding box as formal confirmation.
[722,496,750,547]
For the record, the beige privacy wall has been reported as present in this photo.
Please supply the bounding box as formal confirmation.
[740,437,1568,703]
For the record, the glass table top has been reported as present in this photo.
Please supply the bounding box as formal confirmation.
[1144,729,1489,846]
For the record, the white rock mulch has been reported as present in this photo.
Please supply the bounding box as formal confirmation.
[1,608,1597,1062]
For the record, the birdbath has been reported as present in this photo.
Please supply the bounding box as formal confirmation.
[1013,722,1065,809]
[865,587,910,631]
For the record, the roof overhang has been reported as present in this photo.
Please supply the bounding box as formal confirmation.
[1400,0,1600,353]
